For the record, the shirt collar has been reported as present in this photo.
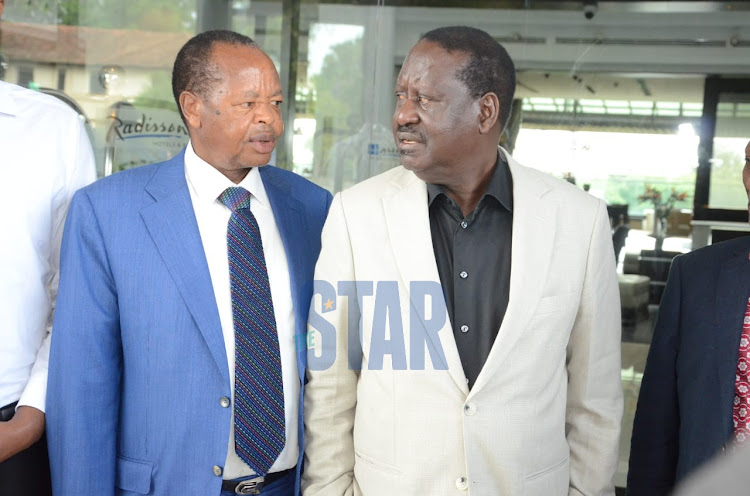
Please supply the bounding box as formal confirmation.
[184,141,269,208]
[0,81,20,117]
[427,150,513,212]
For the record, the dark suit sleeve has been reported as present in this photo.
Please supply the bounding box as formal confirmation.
[627,255,683,496]
[46,190,122,495]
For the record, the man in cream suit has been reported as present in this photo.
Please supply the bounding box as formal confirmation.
[302,26,622,496]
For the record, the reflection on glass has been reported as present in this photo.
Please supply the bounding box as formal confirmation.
[709,94,750,209]
[306,22,366,191]
[104,103,188,175]
[514,129,698,216]
[1,0,198,176]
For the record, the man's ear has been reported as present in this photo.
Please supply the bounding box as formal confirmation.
[180,91,202,129]
[477,92,500,135]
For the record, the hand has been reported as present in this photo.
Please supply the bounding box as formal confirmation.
[0,406,45,462]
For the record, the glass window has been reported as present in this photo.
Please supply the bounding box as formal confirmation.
[709,94,750,210]
[4,2,750,491]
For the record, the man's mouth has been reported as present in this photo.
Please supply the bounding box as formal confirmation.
[250,132,276,143]
[396,131,424,149]
[248,133,277,154]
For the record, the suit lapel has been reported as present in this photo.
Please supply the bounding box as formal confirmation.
[471,152,556,395]
[140,152,228,384]
[381,172,469,395]
[716,245,750,434]
[259,166,309,382]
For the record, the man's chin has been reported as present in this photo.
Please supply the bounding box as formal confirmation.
[399,154,424,172]
[405,165,438,185]
[239,152,273,168]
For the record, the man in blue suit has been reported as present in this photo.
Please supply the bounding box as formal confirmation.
[628,141,750,495]
[46,30,331,495]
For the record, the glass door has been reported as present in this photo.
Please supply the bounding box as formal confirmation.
[693,78,750,248]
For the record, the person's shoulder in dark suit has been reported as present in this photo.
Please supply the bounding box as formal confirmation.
[628,235,750,496]
[675,236,750,279]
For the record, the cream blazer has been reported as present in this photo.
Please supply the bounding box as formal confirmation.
[303,148,623,496]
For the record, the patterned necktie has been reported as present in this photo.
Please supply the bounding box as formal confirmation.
[732,296,750,443]
[219,186,285,475]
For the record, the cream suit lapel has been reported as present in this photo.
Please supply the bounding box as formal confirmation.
[470,149,557,396]
[381,171,470,396]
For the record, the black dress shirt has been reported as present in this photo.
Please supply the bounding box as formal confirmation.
[427,153,513,388]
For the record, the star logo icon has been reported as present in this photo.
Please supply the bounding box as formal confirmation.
[323,298,335,312]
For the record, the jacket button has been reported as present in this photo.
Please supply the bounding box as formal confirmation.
[456,477,468,490]
[220,396,230,408]
[464,403,476,416]
[213,465,223,477]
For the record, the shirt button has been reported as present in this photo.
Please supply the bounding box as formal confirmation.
[460,221,468,229]
[456,477,468,490]
[459,271,468,279]
[460,325,469,333]
[213,465,223,477]
[220,396,230,408]
[464,403,477,416]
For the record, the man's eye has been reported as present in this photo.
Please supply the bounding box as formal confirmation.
[272,101,283,107]
[242,102,253,108]
[418,96,429,106]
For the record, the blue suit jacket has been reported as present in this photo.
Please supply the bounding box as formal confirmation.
[628,236,750,496]
[46,150,332,495]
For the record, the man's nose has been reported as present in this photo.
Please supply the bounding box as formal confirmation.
[395,98,419,127]
[254,102,277,124]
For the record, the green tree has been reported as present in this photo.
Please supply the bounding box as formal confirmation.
[4,0,195,31]
[310,37,364,134]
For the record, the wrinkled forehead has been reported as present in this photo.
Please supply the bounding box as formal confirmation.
[398,41,466,84]
[211,43,275,72]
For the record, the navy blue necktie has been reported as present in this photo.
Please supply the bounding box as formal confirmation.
[219,187,285,476]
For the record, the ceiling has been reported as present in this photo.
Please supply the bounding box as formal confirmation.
[515,71,706,102]
[316,1,750,13]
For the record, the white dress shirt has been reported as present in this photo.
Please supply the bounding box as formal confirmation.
[0,80,96,412]
[184,143,299,478]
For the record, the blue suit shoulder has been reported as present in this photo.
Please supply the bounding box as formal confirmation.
[262,165,329,198]
[260,165,332,217]
[82,162,164,198]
